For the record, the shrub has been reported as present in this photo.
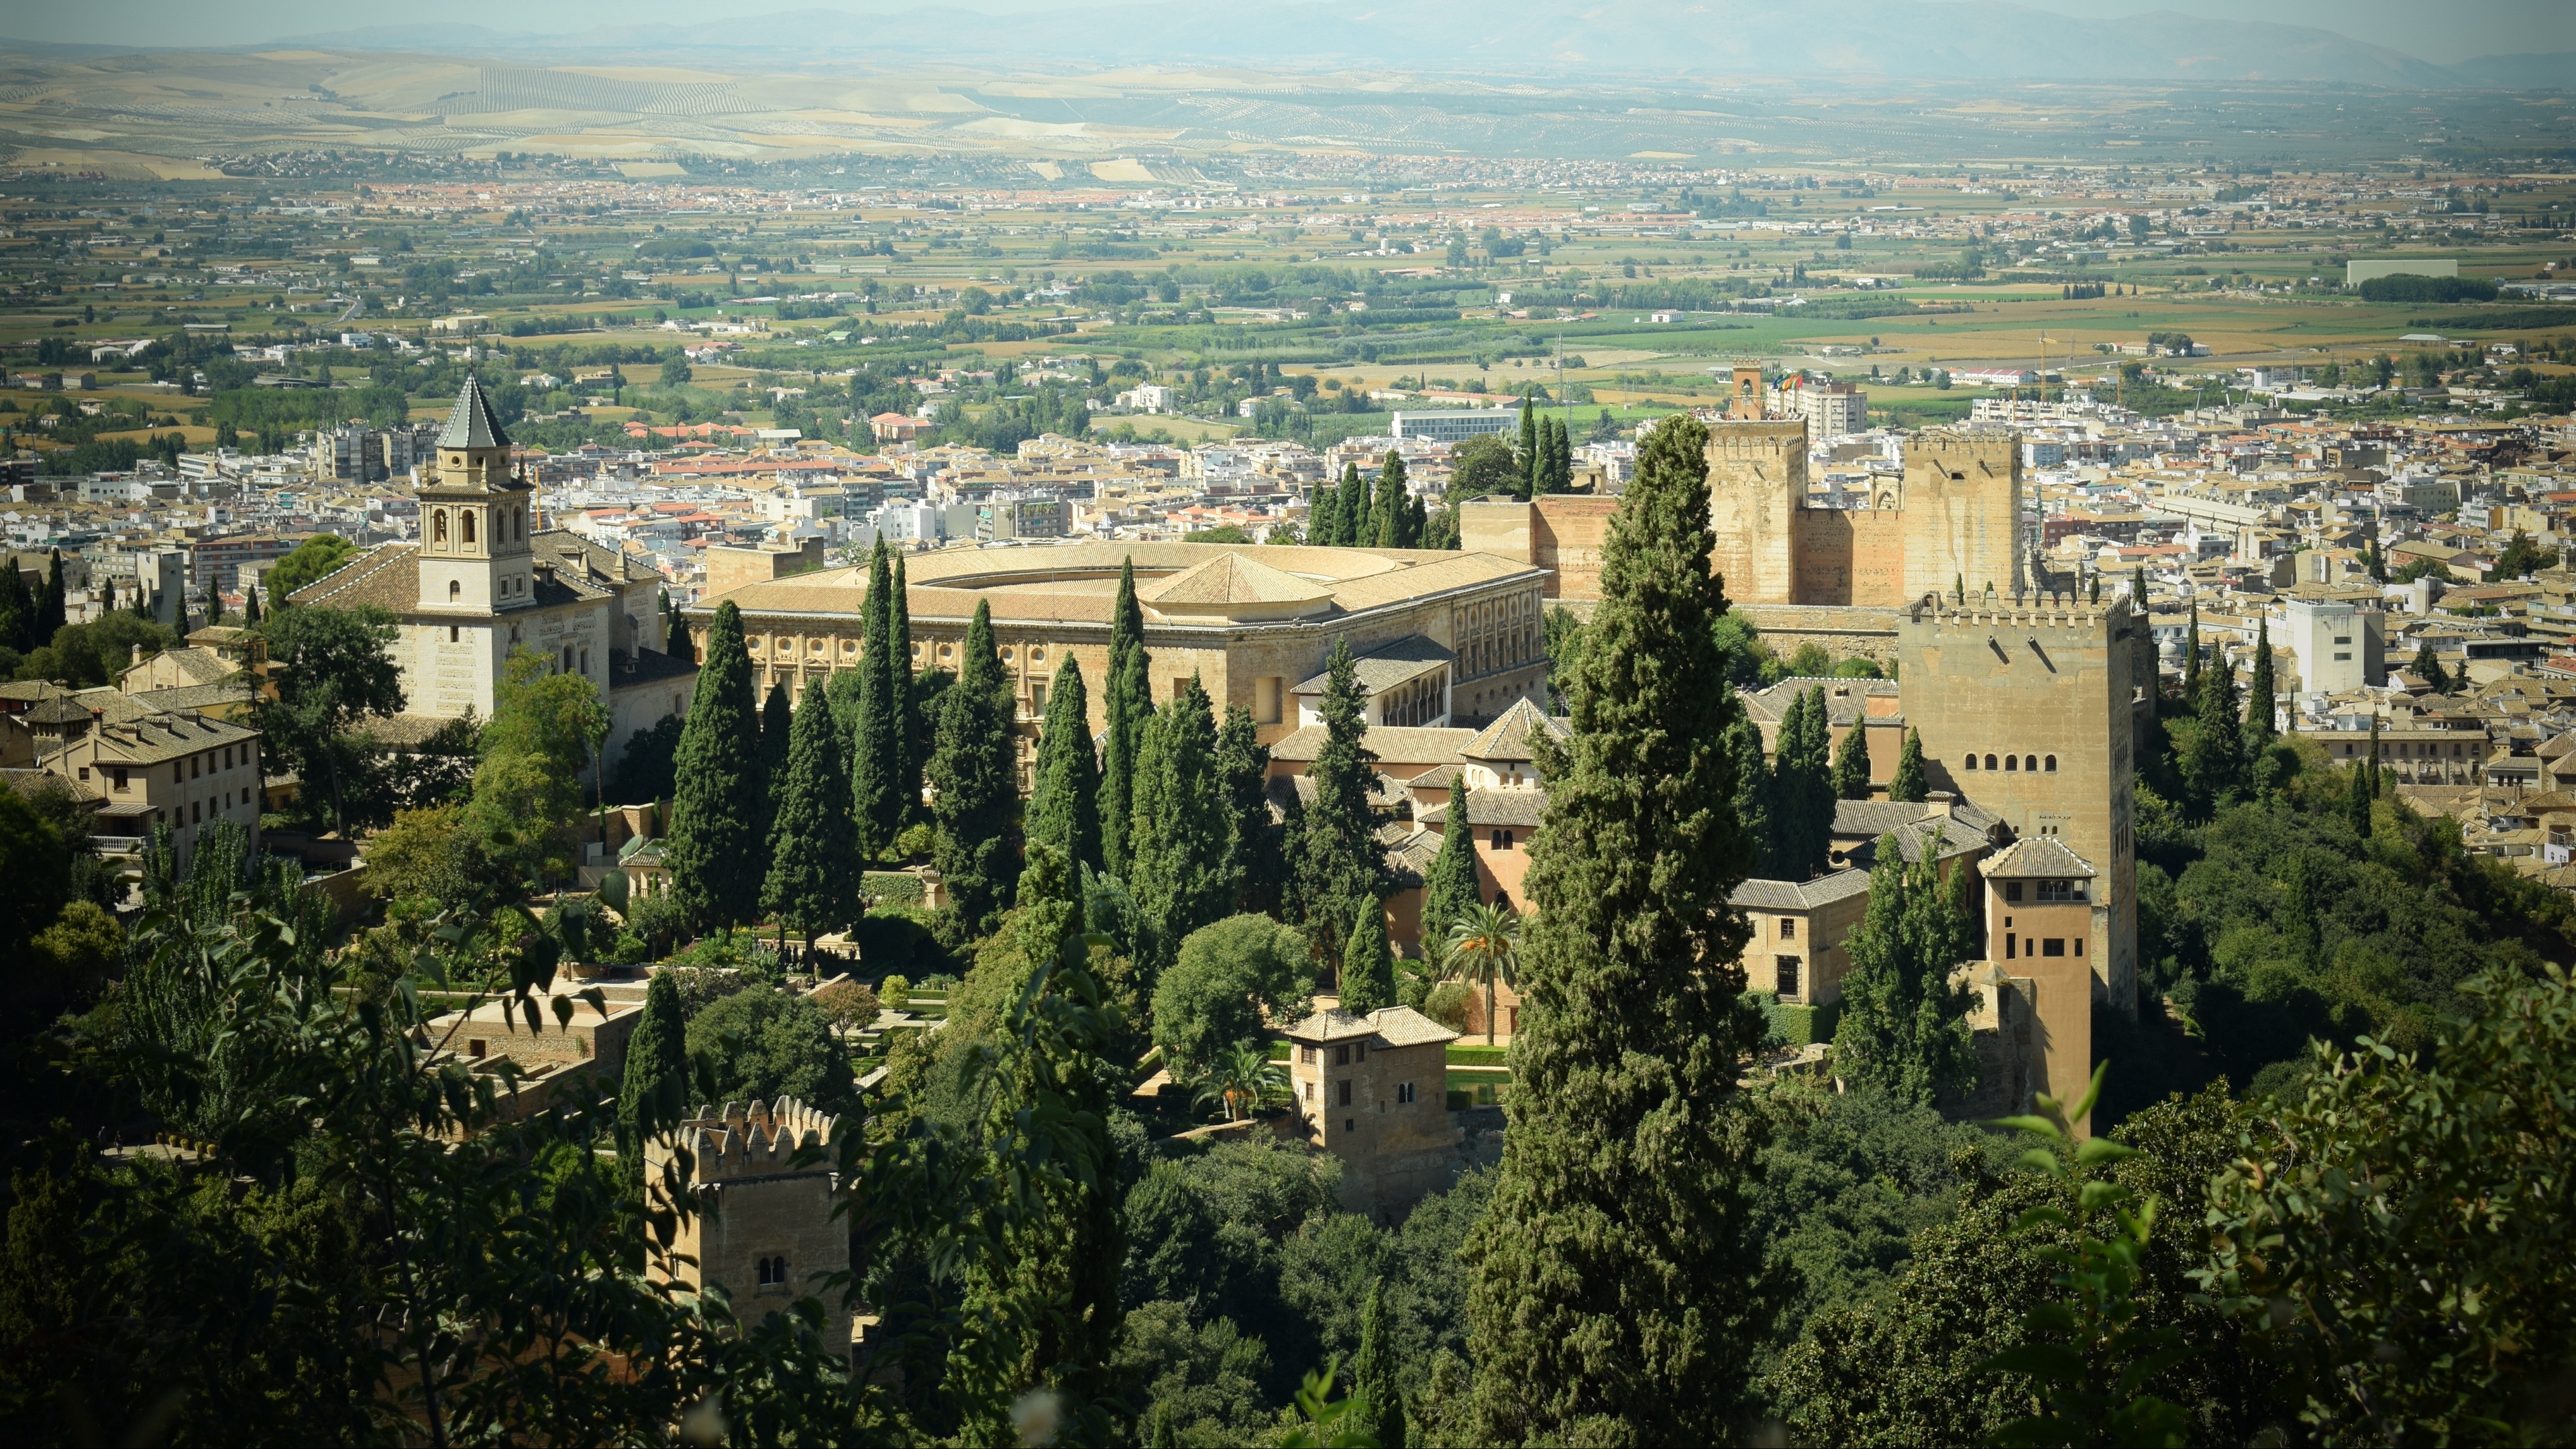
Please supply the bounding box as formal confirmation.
[879,973,910,1009]
[1424,981,1475,1033]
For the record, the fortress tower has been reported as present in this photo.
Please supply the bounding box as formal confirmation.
[1703,419,1808,606]
[1727,360,1766,419]
[645,1097,853,1354]
[1896,594,2145,1016]
[1900,431,2023,605]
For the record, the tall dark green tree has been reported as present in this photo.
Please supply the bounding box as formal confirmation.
[1338,895,1395,1014]
[1772,685,1835,879]
[39,549,66,639]
[1296,636,1385,964]
[663,590,688,657]
[1518,396,1540,499]
[1352,1279,1405,1449]
[1335,460,1368,547]
[1831,716,1873,800]
[1888,727,1928,803]
[1026,655,1102,875]
[1724,715,1776,877]
[1313,464,1352,546]
[763,676,860,947]
[1461,411,1774,1446]
[667,599,767,931]
[929,599,1020,938]
[2412,641,2449,694]
[1214,704,1283,916]
[616,969,688,1182]
[2243,616,2279,767]
[852,543,907,854]
[2182,642,2247,816]
[1421,775,1482,956]
[1127,675,1230,977]
[892,549,924,825]
[757,678,793,849]
[1099,558,1152,877]
[2183,597,2202,699]
[1829,830,1979,1104]
[1370,451,1411,547]
[0,552,32,651]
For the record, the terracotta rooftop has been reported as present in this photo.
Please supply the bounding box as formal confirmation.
[1280,1004,1458,1049]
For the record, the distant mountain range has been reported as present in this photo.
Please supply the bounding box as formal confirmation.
[248,1,2566,88]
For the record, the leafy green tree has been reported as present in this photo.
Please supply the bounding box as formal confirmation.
[763,676,859,947]
[1296,637,1385,965]
[1461,412,1775,1446]
[1442,900,1521,1046]
[1725,715,1775,873]
[1889,727,1928,803]
[0,784,73,963]
[667,599,765,931]
[684,988,857,1116]
[1518,396,1540,499]
[1352,1280,1406,1449]
[2196,966,2576,1446]
[1772,684,1835,878]
[1027,654,1102,875]
[2181,642,2246,818]
[1312,464,1350,547]
[1151,913,1312,1080]
[262,533,356,601]
[1829,830,1979,1106]
[2242,617,2278,769]
[1336,461,1369,547]
[1100,558,1151,877]
[1450,434,1519,500]
[930,599,1019,938]
[1831,716,1873,800]
[852,542,906,855]
[1215,704,1283,915]
[1192,1040,1293,1123]
[616,970,688,1180]
[465,649,608,883]
[609,713,683,804]
[2411,641,2450,694]
[1421,776,1482,960]
[253,604,405,835]
[756,678,792,844]
[1128,675,1231,977]
[891,549,924,825]
[1338,896,1395,1014]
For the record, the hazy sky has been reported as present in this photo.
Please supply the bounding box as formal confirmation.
[5,0,2568,65]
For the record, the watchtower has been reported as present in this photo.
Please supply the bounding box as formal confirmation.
[1901,430,2023,605]
[645,1097,853,1354]
[1703,418,1808,606]
[1727,359,1765,419]
[417,376,536,614]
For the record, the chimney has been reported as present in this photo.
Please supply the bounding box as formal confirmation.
[131,643,144,667]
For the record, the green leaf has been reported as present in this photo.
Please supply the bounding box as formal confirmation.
[2076,1136,2139,1166]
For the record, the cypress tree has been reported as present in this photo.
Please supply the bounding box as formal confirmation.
[1421,774,1482,957]
[891,550,924,826]
[1126,675,1230,977]
[1724,715,1775,876]
[1888,727,1928,804]
[758,678,793,850]
[1338,894,1395,1014]
[1772,685,1835,878]
[617,971,688,1183]
[1830,716,1873,800]
[2345,747,2375,838]
[1546,415,1572,494]
[2243,616,2279,765]
[2184,641,2246,814]
[1310,473,1344,547]
[1026,655,1102,875]
[1353,1279,1405,1449]
[2412,641,2449,694]
[1297,636,1385,964]
[1518,395,1540,498]
[2183,597,2202,698]
[665,590,688,656]
[39,549,65,639]
[242,582,262,627]
[763,675,860,948]
[1829,829,1979,1105]
[1372,450,1408,547]
[1336,461,1368,547]
[1405,488,1430,549]
[1099,557,1152,877]
[1215,703,1283,916]
[666,600,766,931]
[0,554,29,652]
[852,543,906,853]
[1461,411,1772,1446]
[930,599,1020,938]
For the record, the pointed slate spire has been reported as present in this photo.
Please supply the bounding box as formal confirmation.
[436,375,511,449]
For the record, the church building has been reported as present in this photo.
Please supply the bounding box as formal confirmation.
[288,378,696,767]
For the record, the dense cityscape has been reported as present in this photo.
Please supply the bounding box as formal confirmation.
[1,4,2572,1445]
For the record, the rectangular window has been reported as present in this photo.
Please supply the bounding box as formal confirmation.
[2074,938,2086,957]
[1338,1079,1352,1107]
[1334,1045,1350,1067]
[1303,1081,1314,1102]
[2042,938,2068,957]
[1779,918,1796,941]
[173,762,184,785]
[112,769,128,792]
[1776,955,1801,998]
[1299,1045,1316,1065]
[1256,676,1283,725]
[2004,881,2024,902]
[2006,932,2017,960]
[2334,653,2351,662]
[1354,1042,1367,1062]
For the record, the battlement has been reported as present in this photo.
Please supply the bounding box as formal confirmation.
[1706,419,1808,455]
[1907,429,2020,465]
[657,1097,841,1185]
[1903,593,2135,641]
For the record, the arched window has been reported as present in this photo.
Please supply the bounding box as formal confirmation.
[2025,755,2039,773]
[513,506,523,541]
[448,580,461,602]
[2044,755,2058,772]
[2004,755,2019,771]
[1964,753,1979,770]
[462,511,477,545]
[1984,753,1998,771]
[432,511,448,544]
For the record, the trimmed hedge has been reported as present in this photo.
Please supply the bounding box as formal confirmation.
[1752,991,1842,1047]
[863,871,926,908]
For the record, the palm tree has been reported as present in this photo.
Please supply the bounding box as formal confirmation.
[1444,900,1522,1045]
[1192,1040,1291,1123]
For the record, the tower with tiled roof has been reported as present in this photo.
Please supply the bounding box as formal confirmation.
[417,377,536,614]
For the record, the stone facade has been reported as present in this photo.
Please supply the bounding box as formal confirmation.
[1284,1007,1461,1219]
[646,1097,853,1354]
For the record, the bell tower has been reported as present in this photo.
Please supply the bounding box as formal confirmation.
[417,377,535,613]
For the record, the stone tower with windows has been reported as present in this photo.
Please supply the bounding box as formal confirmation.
[645,1097,853,1356]
[417,376,536,614]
